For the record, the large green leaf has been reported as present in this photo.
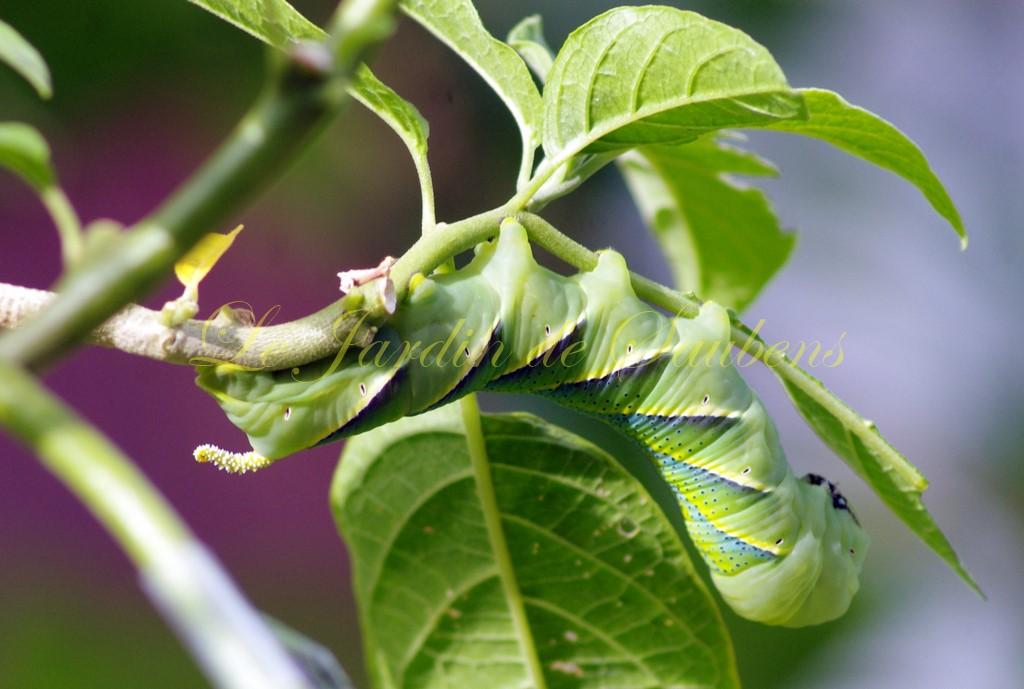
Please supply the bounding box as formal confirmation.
[0,18,52,99]
[332,407,738,689]
[732,323,981,594]
[0,121,55,190]
[521,12,961,285]
[542,6,805,165]
[761,88,966,247]
[400,0,543,169]
[619,137,794,311]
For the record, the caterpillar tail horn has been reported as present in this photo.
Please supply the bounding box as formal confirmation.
[194,444,273,474]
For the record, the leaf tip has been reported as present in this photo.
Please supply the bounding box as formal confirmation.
[957,564,985,600]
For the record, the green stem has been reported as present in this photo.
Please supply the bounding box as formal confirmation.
[415,151,437,232]
[388,209,702,322]
[3,209,703,368]
[516,213,702,319]
[0,2,396,371]
[516,137,536,192]
[388,206,513,298]
[391,208,702,319]
[726,319,896,470]
[458,395,548,689]
[0,362,317,689]
[40,186,82,267]
[0,281,377,369]
[509,157,562,210]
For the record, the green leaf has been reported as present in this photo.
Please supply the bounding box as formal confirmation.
[0,122,81,264]
[783,377,980,594]
[349,65,435,229]
[619,137,794,311]
[350,66,429,168]
[0,121,55,190]
[0,18,52,98]
[400,0,543,172]
[332,407,738,689]
[507,15,553,83]
[185,0,323,49]
[734,325,982,594]
[542,6,805,165]
[760,88,966,247]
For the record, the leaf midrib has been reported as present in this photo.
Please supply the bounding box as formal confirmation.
[460,400,549,689]
[549,86,799,165]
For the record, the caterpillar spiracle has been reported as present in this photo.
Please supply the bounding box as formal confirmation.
[195,220,869,627]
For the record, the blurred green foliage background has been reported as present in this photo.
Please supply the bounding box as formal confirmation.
[1,1,1022,687]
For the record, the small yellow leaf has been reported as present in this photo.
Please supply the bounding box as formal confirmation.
[175,225,243,290]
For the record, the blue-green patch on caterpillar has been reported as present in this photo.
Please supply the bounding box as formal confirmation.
[194,220,869,627]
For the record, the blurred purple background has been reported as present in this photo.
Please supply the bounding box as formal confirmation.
[1,1,1022,687]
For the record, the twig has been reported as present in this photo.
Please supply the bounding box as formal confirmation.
[0,281,375,367]
[0,0,396,371]
[1,210,702,369]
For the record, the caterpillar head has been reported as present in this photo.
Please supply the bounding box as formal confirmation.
[712,472,869,627]
[781,473,870,626]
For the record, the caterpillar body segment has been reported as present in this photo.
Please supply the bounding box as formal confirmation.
[196,221,868,626]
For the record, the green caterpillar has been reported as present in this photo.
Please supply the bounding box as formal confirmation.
[195,220,868,627]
